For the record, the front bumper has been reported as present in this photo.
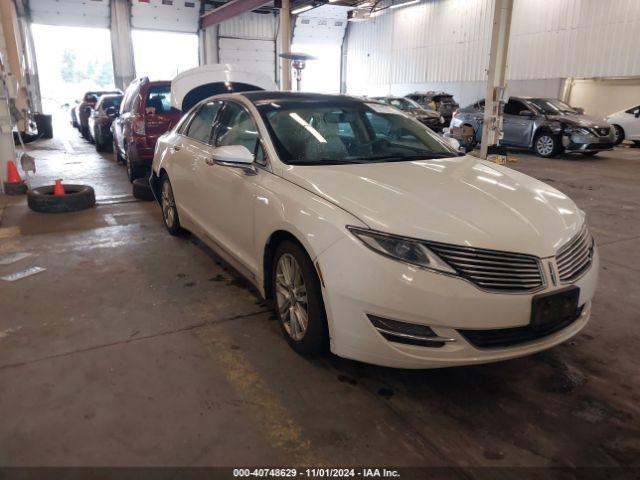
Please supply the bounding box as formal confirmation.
[562,131,615,152]
[317,235,599,369]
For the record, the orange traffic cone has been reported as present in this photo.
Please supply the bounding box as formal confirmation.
[6,160,22,184]
[53,179,65,196]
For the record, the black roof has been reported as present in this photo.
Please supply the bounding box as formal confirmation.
[241,91,365,105]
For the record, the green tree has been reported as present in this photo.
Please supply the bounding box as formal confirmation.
[60,50,77,83]
[95,60,113,87]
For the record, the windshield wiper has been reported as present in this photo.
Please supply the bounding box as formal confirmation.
[353,153,457,162]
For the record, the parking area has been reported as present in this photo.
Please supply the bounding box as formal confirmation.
[1,123,639,468]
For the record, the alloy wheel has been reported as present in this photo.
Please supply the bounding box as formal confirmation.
[536,135,554,156]
[161,180,176,228]
[275,253,308,341]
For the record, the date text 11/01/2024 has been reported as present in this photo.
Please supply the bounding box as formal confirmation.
[233,468,401,478]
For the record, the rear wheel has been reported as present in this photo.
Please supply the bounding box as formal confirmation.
[95,128,106,152]
[125,145,146,182]
[160,175,183,235]
[612,125,625,145]
[271,241,328,355]
[533,132,559,158]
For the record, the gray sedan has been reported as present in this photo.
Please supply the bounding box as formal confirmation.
[450,96,615,157]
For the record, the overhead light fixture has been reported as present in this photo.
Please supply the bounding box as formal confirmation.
[347,8,371,21]
[390,0,419,8]
[291,4,314,14]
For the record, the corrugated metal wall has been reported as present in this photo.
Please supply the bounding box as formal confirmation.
[346,0,640,101]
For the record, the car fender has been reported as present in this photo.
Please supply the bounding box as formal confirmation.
[251,172,368,298]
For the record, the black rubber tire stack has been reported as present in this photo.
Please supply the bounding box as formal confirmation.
[27,185,95,213]
[3,181,28,195]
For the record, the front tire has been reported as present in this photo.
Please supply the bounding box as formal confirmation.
[612,125,625,145]
[271,241,328,355]
[160,175,183,235]
[533,131,559,158]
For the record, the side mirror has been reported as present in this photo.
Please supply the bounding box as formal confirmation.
[634,110,640,118]
[211,145,257,174]
[574,107,585,115]
[106,106,119,117]
[519,110,534,117]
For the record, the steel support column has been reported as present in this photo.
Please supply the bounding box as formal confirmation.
[110,0,135,91]
[278,0,291,91]
[0,14,16,188]
[480,0,514,159]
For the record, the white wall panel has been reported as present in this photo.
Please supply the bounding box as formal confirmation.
[29,0,110,28]
[218,37,275,81]
[219,12,277,39]
[346,0,640,98]
[214,12,278,81]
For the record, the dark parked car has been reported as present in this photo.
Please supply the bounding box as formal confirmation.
[451,96,615,157]
[88,93,123,152]
[372,96,446,132]
[75,90,122,139]
[112,77,181,181]
[406,91,459,124]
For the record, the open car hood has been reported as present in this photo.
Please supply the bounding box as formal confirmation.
[171,64,277,112]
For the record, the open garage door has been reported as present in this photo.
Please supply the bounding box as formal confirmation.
[217,13,277,83]
[131,0,200,34]
[292,5,348,93]
[29,0,110,28]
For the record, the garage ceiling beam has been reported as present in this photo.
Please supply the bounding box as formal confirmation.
[201,0,272,29]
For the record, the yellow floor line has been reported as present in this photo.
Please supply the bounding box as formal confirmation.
[196,324,321,466]
[0,226,21,239]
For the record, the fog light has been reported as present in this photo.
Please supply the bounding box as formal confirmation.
[367,315,455,348]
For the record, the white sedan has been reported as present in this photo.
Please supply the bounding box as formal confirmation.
[606,104,640,145]
[151,76,598,369]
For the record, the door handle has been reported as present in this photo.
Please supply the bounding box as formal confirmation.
[172,144,182,151]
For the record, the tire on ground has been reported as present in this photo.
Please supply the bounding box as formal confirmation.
[27,185,95,213]
[132,178,155,201]
[271,240,329,356]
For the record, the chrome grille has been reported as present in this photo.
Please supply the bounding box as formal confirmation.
[425,242,544,293]
[556,226,594,283]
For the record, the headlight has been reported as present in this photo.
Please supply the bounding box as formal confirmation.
[347,226,457,274]
[564,126,591,136]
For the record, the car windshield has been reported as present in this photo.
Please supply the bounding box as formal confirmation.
[528,98,577,115]
[257,100,457,166]
[146,86,173,114]
[379,98,422,111]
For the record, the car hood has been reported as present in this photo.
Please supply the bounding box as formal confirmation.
[546,113,609,127]
[407,109,440,119]
[282,156,584,257]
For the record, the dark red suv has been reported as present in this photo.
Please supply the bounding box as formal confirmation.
[112,78,181,181]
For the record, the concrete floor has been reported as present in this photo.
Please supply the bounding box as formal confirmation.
[1,119,639,469]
